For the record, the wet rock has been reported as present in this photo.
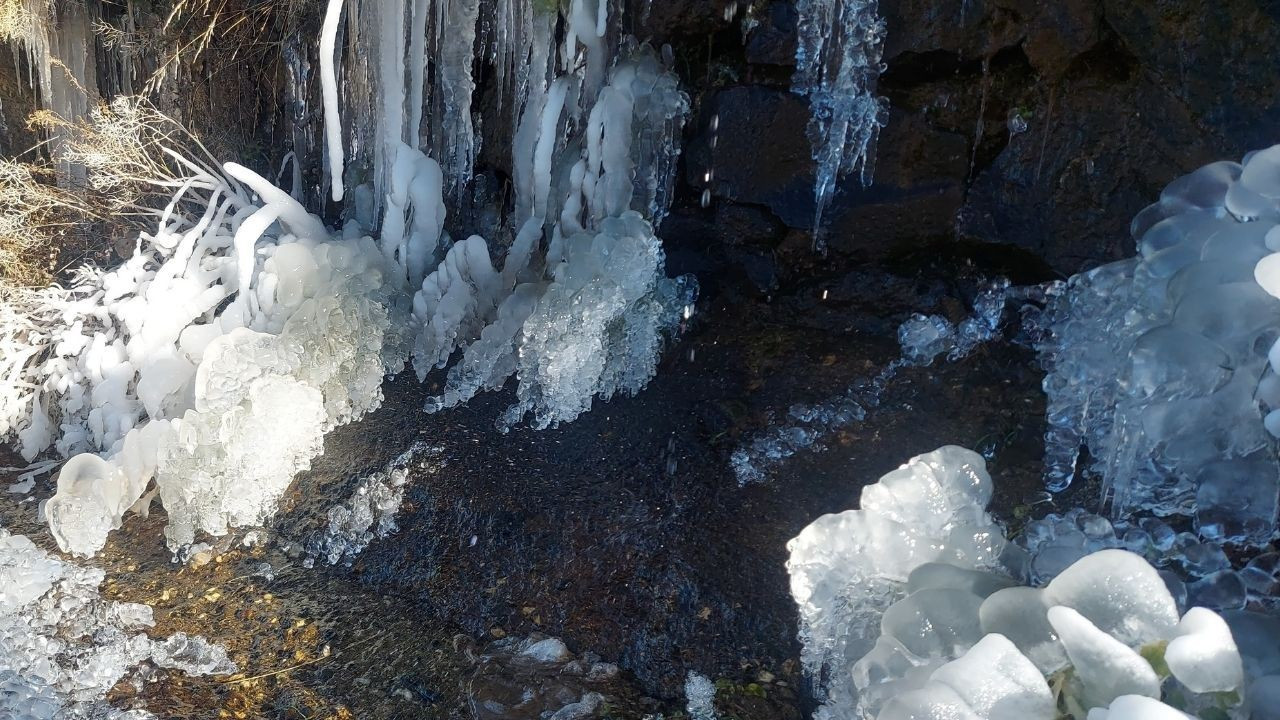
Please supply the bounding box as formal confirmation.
[632,0,726,43]
[688,86,815,228]
[957,56,1219,271]
[461,633,623,720]
[744,2,798,67]
[1103,0,1280,150]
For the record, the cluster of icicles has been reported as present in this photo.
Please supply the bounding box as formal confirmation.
[0,0,694,556]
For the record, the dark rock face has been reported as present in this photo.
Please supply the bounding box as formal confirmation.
[657,0,1280,279]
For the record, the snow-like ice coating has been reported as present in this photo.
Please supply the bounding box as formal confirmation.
[790,446,1271,720]
[1038,148,1280,544]
[0,527,233,718]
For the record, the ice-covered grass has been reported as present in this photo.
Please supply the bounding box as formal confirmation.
[790,446,1278,720]
[1038,147,1280,544]
[0,99,407,556]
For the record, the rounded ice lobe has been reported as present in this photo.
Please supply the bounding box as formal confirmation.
[45,454,132,557]
[979,587,1065,673]
[1084,695,1195,720]
[1038,145,1280,540]
[925,634,1054,720]
[787,446,1007,717]
[1164,607,1244,693]
[1239,146,1280,200]
[1125,326,1231,399]
[879,588,985,659]
[1046,605,1160,709]
[1160,160,1241,210]
[1255,252,1280,298]
[1043,549,1178,647]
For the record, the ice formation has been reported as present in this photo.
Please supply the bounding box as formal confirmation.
[786,446,1006,716]
[792,0,889,236]
[0,527,234,718]
[319,0,346,202]
[0,2,697,557]
[2,0,98,178]
[684,671,719,720]
[1012,509,1280,612]
[1038,148,1280,543]
[733,280,1041,484]
[408,46,696,429]
[789,446,1274,720]
[0,101,406,555]
[308,439,441,566]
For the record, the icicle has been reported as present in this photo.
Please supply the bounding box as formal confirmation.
[406,0,433,145]
[568,0,607,101]
[511,12,555,222]
[435,0,482,200]
[532,77,571,220]
[793,0,888,243]
[320,0,346,202]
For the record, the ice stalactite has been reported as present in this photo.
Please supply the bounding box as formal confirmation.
[4,2,695,556]
[434,0,482,202]
[409,47,695,430]
[1038,148,1280,545]
[4,0,100,179]
[320,0,346,202]
[792,0,888,243]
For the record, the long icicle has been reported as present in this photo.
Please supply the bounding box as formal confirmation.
[320,0,345,202]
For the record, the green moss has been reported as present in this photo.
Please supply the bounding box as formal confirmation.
[1139,640,1171,679]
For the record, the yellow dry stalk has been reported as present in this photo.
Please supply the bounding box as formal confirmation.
[0,159,92,285]
[29,97,225,215]
[6,97,228,284]
[0,0,33,43]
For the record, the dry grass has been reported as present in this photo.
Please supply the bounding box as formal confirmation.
[2,97,229,284]
[0,0,46,44]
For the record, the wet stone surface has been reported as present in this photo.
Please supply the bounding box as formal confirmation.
[4,245,1059,718]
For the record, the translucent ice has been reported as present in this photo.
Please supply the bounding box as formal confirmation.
[0,527,233,718]
[1048,605,1160,709]
[412,48,695,430]
[898,314,955,366]
[1165,607,1244,694]
[1085,696,1195,720]
[792,0,888,237]
[1037,146,1280,543]
[310,440,441,565]
[790,449,1264,720]
[0,115,407,555]
[685,671,719,720]
[882,633,1054,720]
[786,446,1006,715]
